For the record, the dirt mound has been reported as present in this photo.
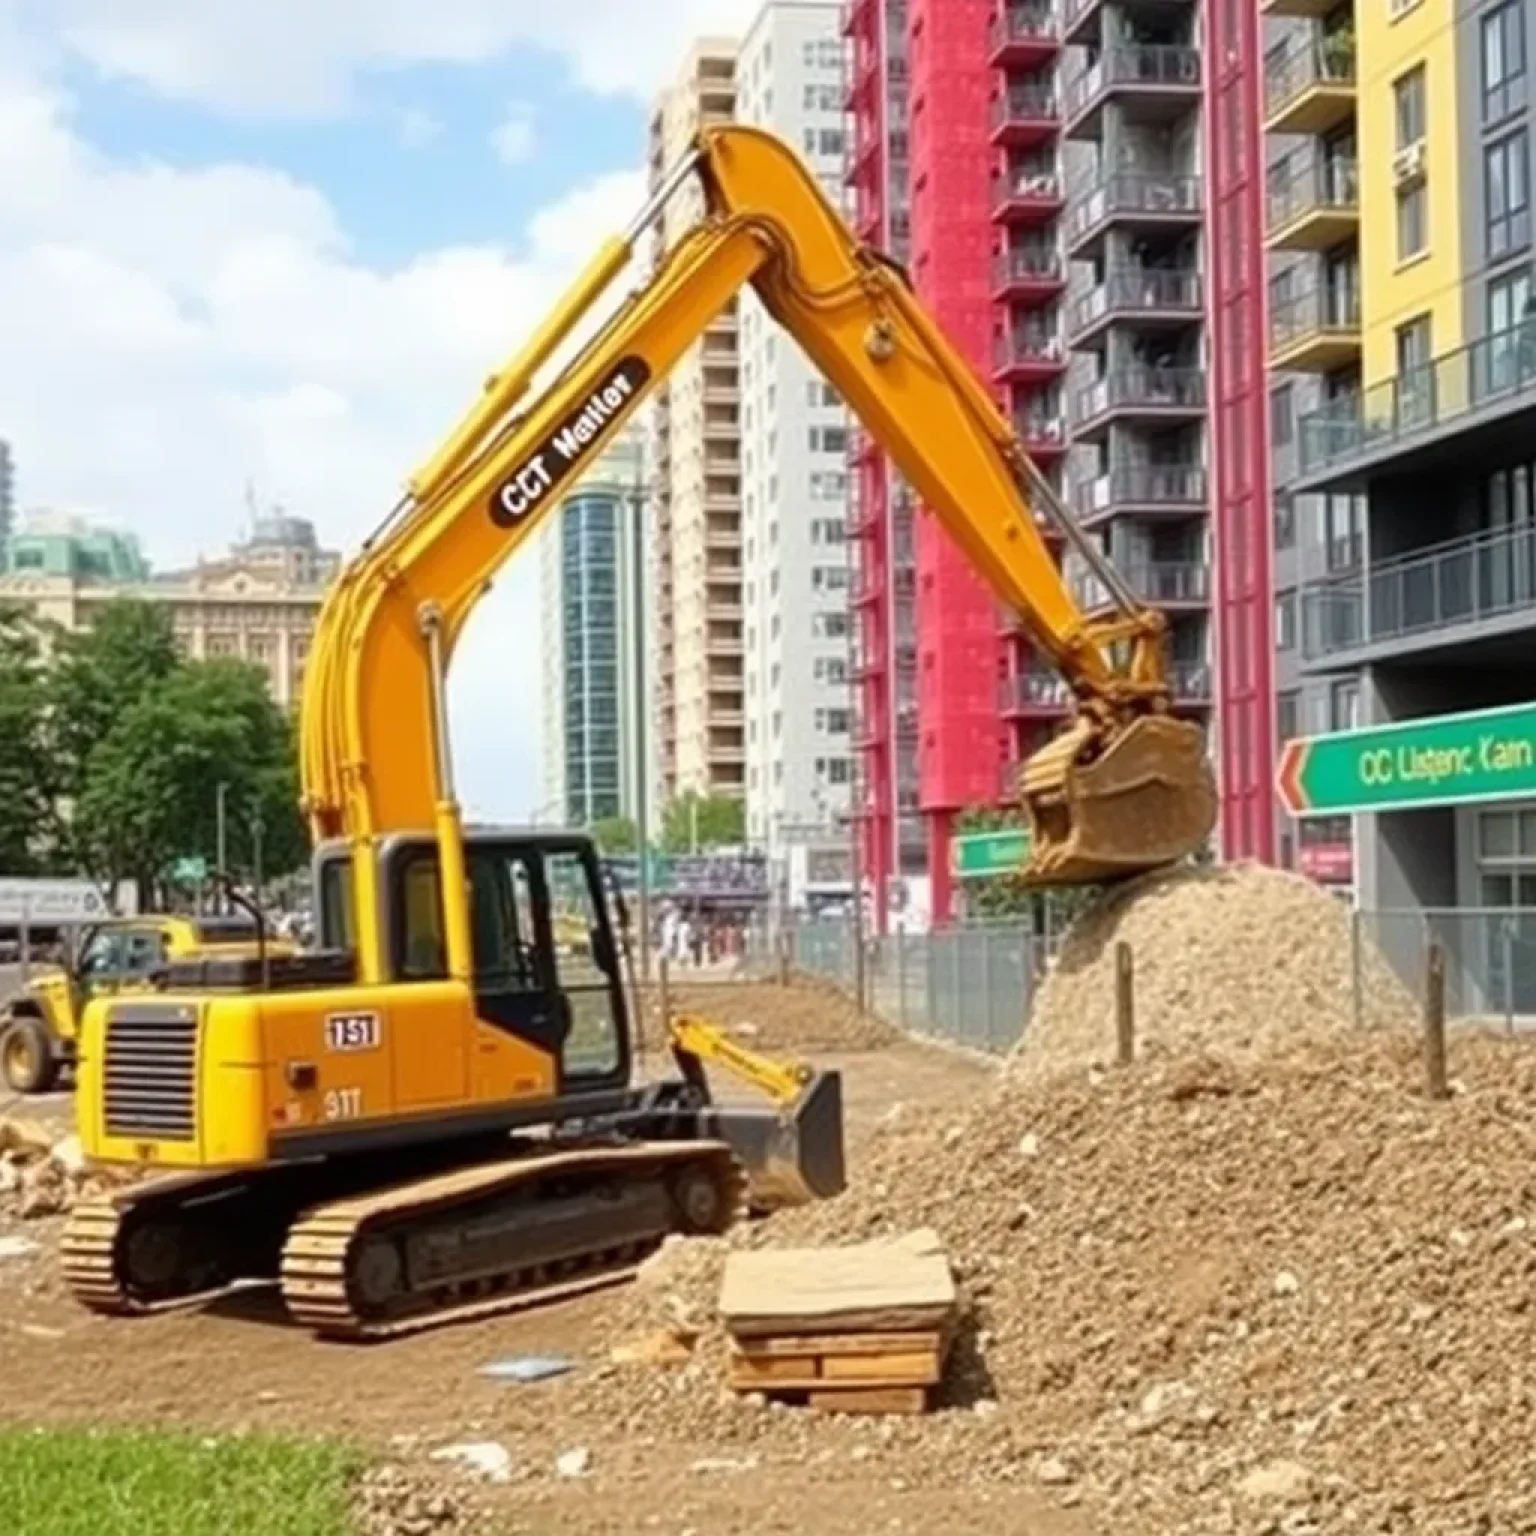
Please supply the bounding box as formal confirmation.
[582,1033,1536,1531]
[654,980,897,1056]
[0,1119,139,1221]
[1020,864,1417,1075]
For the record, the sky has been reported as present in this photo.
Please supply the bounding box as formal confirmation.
[0,0,760,820]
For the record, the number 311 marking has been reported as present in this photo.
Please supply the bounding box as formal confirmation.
[324,1087,363,1121]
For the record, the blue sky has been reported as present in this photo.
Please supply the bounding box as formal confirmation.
[0,0,759,818]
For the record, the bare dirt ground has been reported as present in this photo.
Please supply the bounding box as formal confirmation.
[0,1003,1087,1536]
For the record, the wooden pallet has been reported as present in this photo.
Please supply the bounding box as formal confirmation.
[727,1328,944,1414]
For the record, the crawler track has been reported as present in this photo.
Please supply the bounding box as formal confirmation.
[62,1141,745,1341]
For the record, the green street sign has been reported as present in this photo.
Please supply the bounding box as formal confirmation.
[950,829,1030,879]
[1277,701,1536,817]
[172,856,208,882]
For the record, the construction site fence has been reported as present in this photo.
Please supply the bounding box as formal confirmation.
[725,906,1536,1055]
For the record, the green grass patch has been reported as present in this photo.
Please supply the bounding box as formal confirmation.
[0,1426,364,1536]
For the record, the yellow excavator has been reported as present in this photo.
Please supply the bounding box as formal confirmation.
[62,125,1215,1339]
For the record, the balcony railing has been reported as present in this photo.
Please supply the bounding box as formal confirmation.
[1067,267,1202,334]
[1170,661,1213,703]
[1015,412,1069,451]
[1269,282,1361,349]
[1264,32,1356,120]
[1064,172,1202,246]
[992,248,1066,289]
[994,329,1068,370]
[1073,465,1207,515]
[989,3,1060,54]
[991,83,1059,132]
[1072,366,1206,425]
[1266,151,1359,232]
[1303,522,1536,661]
[1070,560,1209,609]
[1299,322,1536,477]
[993,167,1067,216]
[1000,669,1073,712]
[1064,44,1201,118]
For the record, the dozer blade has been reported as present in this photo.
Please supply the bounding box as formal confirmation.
[706,1069,845,1213]
[1017,712,1217,886]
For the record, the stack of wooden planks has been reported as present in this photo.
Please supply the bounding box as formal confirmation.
[717,1228,956,1415]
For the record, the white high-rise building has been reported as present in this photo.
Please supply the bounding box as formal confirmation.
[735,1,851,862]
[538,430,651,828]
[0,439,14,543]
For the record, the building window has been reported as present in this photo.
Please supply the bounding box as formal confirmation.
[1397,182,1427,261]
[1395,315,1433,426]
[1484,1,1528,126]
[1328,679,1359,732]
[1274,493,1296,551]
[1394,65,1426,149]
[1487,131,1532,260]
[1275,593,1296,651]
[1269,384,1294,449]
[1277,691,1300,744]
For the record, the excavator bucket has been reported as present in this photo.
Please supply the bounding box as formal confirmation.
[1017,712,1217,886]
[707,1070,846,1213]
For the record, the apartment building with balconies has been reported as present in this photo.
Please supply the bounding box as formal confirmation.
[1278,0,1536,963]
[647,40,746,804]
[1060,0,1213,732]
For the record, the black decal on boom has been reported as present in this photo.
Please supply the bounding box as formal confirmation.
[488,356,651,528]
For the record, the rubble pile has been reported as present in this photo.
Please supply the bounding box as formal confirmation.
[0,1118,137,1221]
[576,869,1536,1532]
[352,1463,479,1536]
[1021,863,1418,1075]
[658,980,897,1055]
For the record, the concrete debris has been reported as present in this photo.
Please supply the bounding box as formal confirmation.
[554,1447,590,1479]
[0,1234,39,1259]
[1238,1459,1313,1503]
[0,1119,140,1221]
[353,1463,475,1536]
[427,1442,513,1485]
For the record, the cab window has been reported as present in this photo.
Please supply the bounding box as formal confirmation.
[121,929,167,975]
[398,854,447,980]
[468,850,542,993]
[77,929,126,977]
[544,848,621,1079]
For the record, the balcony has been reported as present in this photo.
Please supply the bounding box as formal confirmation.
[1069,559,1209,612]
[1302,523,1536,665]
[1301,324,1536,485]
[1169,660,1212,705]
[993,328,1068,386]
[1064,172,1201,257]
[1063,46,1202,139]
[1070,366,1206,440]
[1266,151,1359,253]
[990,84,1061,148]
[1269,281,1361,374]
[1063,0,1193,47]
[992,248,1067,305]
[1065,267,1202,347]
[1071,465,1207,524]
[991,166,1066,226]
[1000,668,1072,716]
[1261,0,1339,15]
[1264,32,1357,137]
[988,3,1061,68]
[1014,411,1070,460]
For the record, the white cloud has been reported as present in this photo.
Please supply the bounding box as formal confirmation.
[0,52,648,819]
[396,106,442,149]
[490,101,536,165]
[37,0,763,116]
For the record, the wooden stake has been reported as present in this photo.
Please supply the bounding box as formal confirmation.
[1424,943,1448,1101]
[1115,941,1135,1065]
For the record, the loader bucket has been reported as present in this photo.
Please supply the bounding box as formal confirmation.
[708,1069,845,1213]
[1017,712,1217,886]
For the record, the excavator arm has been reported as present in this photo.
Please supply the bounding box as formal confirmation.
[302,126,1216,985]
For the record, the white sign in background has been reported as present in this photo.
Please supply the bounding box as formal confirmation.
[0,879,109,923]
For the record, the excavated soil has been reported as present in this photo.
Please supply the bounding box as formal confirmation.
[1020,863,1418,1074]
[648,978,898,1056]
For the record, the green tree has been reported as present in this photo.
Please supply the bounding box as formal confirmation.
[74,659,309,903]
[48,598,181,807]
[590,815,640,854]
[0,605,58,872]
[659,792,745,853]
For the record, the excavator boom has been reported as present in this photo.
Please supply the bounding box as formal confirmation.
[303,126,1214,956]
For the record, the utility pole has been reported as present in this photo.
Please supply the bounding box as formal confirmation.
[629,452,653,983]
[215,781,230,915]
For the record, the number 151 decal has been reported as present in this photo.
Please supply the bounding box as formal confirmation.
[326,1012,382,1052]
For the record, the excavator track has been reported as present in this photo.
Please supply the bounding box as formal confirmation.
[280,1140,745,1340]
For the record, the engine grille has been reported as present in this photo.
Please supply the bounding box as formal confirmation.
[104,1005,198,1142]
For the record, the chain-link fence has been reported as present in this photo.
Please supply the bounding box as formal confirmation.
[748,906,1536,1054]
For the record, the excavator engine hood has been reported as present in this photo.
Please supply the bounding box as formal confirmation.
[704,1069,845,1212]
[1017,712,1218,886]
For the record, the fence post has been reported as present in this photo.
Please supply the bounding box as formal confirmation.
[776,926,790,988]
[1502,916,1515,1035]
[1350,906,1364,1029]
[896,926,907,1031]
[1115,941,1135,1065]
[1424,943,1448,1101]
[657,954,671,1048]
